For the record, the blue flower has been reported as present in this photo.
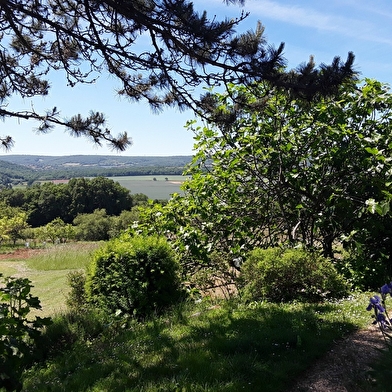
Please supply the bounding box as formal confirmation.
[376,313,389,329]
[366,295,385,313]
[377,313,386,321]
[381,284,390,295]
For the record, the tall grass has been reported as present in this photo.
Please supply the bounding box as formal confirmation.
[25,242,100,271]
[0,242,101,317]
[22,293,373,392]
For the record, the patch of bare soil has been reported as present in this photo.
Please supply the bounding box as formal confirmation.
[290,325,386,392]
[0,247,44,260]
[0,248,47,277]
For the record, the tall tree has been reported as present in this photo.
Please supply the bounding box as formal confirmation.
[137,79,392,273]
[0,177,133,226]
[25,182,70,226]
[89,176,133,215]
[0,202,29,245]
[1,0,356,150]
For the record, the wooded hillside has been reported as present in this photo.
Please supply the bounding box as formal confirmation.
[0,155,192,187]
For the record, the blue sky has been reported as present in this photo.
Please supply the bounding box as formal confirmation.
[2,0,392,157]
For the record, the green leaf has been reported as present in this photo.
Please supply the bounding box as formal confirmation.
[365,147,379,155]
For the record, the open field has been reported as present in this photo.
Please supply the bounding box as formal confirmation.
[0,243,100,317]
[110,175,188,199]
[29,175,189,200]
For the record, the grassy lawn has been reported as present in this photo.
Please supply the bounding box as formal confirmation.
[0,243,380,391]
[0,242,100,317]
[21,293,373,392]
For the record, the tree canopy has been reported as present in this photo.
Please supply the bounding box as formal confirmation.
[136,78,392,285]
[1,0,356,151]
[0,177,134,226]
[0,202,29,245]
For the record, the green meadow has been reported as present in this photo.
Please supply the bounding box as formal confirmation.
[0,243,100,317]
[109,175,188,200]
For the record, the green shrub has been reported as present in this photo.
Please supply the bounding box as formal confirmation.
[240,247,349,302]
[0,274,51,391]
[86,234,185,319]
[335,247,389,291]
[66,270,87,312]
[73,209,113,241]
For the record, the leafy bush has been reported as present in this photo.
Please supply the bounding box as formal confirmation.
[73,209,113,241]
[36,218,76,244]
[0,274,51,391]
[240,247,349,302]
[66,270,88,312]
[37,308,107,356]
[335,246,390,291]
[86,234,185,319]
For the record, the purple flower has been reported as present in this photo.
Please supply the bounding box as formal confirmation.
[377,313,386,322]
[381,284,391,295]
[376,313,390,329]
[366,295,385,312]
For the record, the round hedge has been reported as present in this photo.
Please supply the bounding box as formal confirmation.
[240,247,349,302]
[87,234,184,318]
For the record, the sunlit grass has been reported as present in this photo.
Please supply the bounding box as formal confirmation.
[27,270,71,317]
[0,242,101,317]
[0,261,22,276]
[0,244,380,390]
[22,293,373,392]
[25,242,101,271]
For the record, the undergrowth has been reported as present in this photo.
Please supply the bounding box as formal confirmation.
[22,293,371,392]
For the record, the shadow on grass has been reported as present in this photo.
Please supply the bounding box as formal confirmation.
[22,302,358,392]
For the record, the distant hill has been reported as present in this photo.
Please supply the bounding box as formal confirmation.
[0,155,193,186]
[0,155,193,169]
[0,159,38,187]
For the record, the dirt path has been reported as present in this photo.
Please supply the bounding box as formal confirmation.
[290,325,386,391]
